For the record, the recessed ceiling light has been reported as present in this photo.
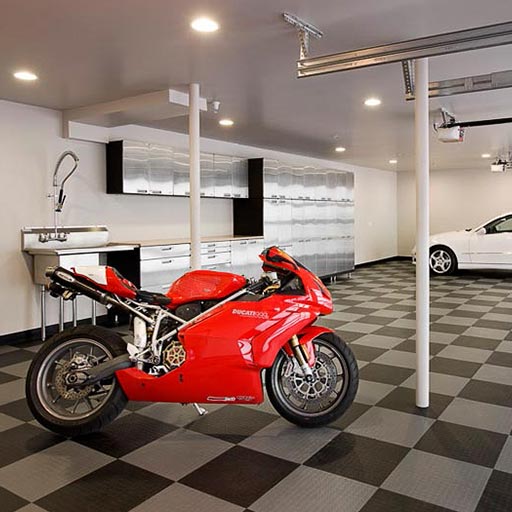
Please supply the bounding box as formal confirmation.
[389,159,398,164]
[219,118,234,127]
[13,70,38,81]
[364,97,381,107]
[191,17,219,32]
[335,146,346,153]
[481,153,491,158]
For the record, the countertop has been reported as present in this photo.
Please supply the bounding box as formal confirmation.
[26,244,138,256]
[112,235,264,247]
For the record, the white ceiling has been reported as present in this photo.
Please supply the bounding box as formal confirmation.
[2,0,512,171]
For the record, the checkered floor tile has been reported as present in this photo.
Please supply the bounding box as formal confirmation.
[1,261,512,511]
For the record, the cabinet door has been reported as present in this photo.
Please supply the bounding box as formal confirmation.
[123,141,150,194]
[263,159,279,199]
[231,239,248,275]
[148,144,173,195]
[346,172,355,202]
[278,199,292,247]
[303,167,316,200]
[214,154,233,198]
[336,172,347,202]
[292,166,304,199]
[232,157,249,198]
[246,239,264,278]
[316,170,327,201]
[173,149,190,196]
[278,163,293,199]
[140,256,190,290]
[200,152,215,197]
[264,199,280,246]
[326,170,337,201]
[292,200,305,258]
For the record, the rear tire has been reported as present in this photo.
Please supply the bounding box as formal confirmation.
[266,332,358,428]
[26,325,128,437]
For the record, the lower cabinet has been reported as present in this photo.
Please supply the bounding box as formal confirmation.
[140,247,191,293]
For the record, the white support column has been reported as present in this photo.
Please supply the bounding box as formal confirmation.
[415,58,430,408]
[189,83,201,270]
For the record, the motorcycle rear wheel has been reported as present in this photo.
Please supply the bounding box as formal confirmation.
[266,332,358,428]
[26,325,128,437]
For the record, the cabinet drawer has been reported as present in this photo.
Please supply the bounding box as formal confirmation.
[200,241,231,253]
[140,244,190,260]
[140,256,190,286]
[201,251,231,266]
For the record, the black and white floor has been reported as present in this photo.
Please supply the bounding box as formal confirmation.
[0,260,512,512]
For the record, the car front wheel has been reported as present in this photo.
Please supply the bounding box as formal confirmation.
[429,246,457,276]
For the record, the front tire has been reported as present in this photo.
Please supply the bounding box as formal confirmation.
[26,325,128,437]
[266,332,358,428]
[430,246,457,276]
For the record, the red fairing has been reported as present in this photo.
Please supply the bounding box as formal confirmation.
[73,266,137,300]
[166,270,247,306]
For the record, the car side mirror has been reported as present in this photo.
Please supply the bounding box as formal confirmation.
[476,227,486,235]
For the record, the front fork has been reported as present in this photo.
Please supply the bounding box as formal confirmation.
[289,335,314,382]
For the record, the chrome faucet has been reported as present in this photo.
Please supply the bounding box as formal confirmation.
[39,151,80,243]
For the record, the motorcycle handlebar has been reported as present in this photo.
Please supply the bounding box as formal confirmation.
[246,273,280,295]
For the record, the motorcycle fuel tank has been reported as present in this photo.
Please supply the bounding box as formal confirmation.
[166,270,247,306]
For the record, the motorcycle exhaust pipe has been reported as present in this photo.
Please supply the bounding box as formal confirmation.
[46,266,127,312]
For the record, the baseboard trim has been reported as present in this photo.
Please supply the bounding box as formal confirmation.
[355,255,411,268]
[0,315,110,346]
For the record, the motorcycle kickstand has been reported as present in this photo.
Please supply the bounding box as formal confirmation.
[192,403,208,416]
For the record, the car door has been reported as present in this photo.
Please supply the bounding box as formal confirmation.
[470,215,512,267]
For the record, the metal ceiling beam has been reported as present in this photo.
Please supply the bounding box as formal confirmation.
[406,69,512,100]
[297,21,512,78]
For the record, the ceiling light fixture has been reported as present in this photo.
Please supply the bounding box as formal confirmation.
[191,17,219,33]
[13,70,38,81]
[364,97,381,107]
[389,159,398,164]
[219,118,234,127]
[481,153,491,158]
[335,146,346,153]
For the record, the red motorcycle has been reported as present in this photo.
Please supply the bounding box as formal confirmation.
[27,246,358,436]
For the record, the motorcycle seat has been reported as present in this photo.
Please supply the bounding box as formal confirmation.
[136,290,172,306]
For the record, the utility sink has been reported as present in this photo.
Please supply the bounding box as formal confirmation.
[22,225,137,284]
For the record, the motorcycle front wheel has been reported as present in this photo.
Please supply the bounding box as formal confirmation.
[26,325,128,437]
[266,332,358,428]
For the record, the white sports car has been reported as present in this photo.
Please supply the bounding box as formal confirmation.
[412,213,512,276]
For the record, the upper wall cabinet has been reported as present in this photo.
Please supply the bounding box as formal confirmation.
[106,140,249,199]
[149,144,174,195]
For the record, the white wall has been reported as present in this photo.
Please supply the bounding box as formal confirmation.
[397,168,512,255]
[0,99,397,336]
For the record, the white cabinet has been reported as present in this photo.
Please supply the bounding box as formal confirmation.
[214,154,233,198]
[263,159,279,199]
[108,141,249,199]
[201,240,231,271]
[232,157,249,198]
[148,144,173,195]
[173,149,190,196]
[139,243,190,293]
[200,152,215,197]
[123,141,150,194]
